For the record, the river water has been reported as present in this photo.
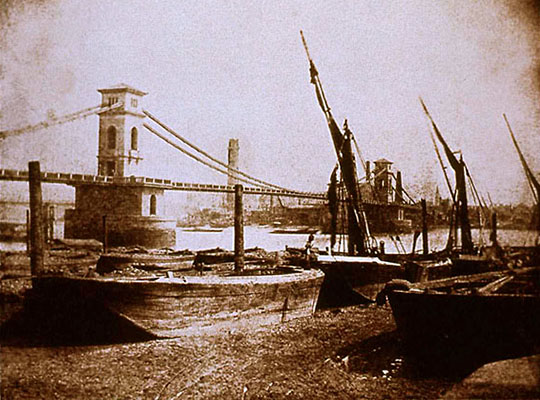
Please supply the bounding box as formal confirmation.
[2,225,537,254]
[177,225,538,253]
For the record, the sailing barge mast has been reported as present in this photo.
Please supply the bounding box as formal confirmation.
[300,31,371,255]
[420,99,474,254]
[504,114,540,239]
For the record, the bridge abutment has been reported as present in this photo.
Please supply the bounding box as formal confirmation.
[64,183,176,248]
[63,84,176,249]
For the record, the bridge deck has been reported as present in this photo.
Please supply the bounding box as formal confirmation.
[0,169,419,208]
[0,169,326,200]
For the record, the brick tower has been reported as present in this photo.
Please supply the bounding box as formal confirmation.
[97,84,146,177]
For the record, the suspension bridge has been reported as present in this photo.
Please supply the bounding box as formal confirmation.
[1,84,420,247]
[0,85,326,201]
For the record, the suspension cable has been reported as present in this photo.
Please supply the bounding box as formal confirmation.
[0,103,122,139]
[143,110,297,193]
[143,123,276,189]
[143,122,316,196]
[385,171,417,204]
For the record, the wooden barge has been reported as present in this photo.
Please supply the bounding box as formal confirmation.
[31,267,324,337]
[382,267,540,361]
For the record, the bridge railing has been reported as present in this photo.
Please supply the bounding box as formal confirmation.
[0,169,327,199]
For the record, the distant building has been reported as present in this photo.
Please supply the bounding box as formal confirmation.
[373,158,394,203]
[332,158,418,233]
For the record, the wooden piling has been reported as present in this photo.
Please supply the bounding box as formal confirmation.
[421,199,429,255]
[234,184,244,272]
[490,212,498,245]
[28,161,45,276]
[411,230,420,255]
[102,215,109,253]
[26,209,31,255]
[47,204,55,242]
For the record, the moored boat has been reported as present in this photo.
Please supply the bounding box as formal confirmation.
[380,267,540,362]
[315,254,403,301]
[21,162,324,340]
[31,266,324,338]
[298,32,408,304]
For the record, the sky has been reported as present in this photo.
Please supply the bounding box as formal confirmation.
[1,0,539,205]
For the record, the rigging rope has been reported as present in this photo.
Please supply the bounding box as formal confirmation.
[351,134,367,175]
[464,164,489,212]
[143,110,298,193]
[430,130,456,203]
[503,114,540,204]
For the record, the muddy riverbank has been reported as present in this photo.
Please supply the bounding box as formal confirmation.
[1,249,536,399]
[1,304,463,399]
[0,250,459,399]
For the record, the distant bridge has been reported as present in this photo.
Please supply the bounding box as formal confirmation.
[0,169,327,200]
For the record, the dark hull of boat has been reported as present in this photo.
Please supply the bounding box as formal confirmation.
[450,255,502,276]
[316,258,405,302]
[270,228,319,235]
[387,286,540,360]
[31,268,324,338]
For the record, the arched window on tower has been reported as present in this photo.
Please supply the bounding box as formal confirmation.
[131,127,138,150]
[150,195,157,215]
[107,126,116,149]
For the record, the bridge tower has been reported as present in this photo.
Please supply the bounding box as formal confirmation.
[226,139,240,208]
[64,84,176,248]
[97,84,146,177]
[227,139,240,186]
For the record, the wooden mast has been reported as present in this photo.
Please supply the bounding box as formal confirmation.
[420,99,474,254]
[300,31,369,255]
[504,114,540,236]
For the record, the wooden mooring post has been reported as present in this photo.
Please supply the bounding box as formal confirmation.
[26,209,31,255]
[102,215,109,253]
[28,161,45,276]
[421,199,429,255]
[46,204,55,243]
[490,212,498,245]
[234,184,244,272]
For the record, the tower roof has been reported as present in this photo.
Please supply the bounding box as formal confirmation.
[374,158,393,164]
[98,83,147,96]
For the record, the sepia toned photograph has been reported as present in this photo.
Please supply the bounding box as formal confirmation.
[1,1,539,398]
